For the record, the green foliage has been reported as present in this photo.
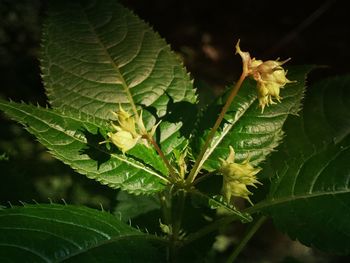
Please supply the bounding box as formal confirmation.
[258,76,350,254]
[115,191,160,222]
[190,189,253,223]
[0,153,9,161]
[42,0,197,117]
[0,0,349,261]
[0,100,166,194]
[0,204,164,262]
[41,0,196,157]
[41,0,198,193]
[195,66,312,171]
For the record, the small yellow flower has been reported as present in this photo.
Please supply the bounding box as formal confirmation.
[107,130,140,153]
[219,146,261,204]
[101,105,161,154]
[236,41,295,112]
[100,105,141,153]
[111,105,138,137]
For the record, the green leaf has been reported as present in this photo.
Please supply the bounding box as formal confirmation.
[2,0,200,195]
[256,75,350,254]
[115,191,160,222]
[0,153,9,161]
[194,66,312,171]
[0,204,164,262]
[189,190,252,223]
[41,0,197,152]
[0,100,167,194]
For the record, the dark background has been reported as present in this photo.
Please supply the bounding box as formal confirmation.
[0,0,349,262]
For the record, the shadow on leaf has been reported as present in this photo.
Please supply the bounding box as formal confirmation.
[162,95,199,138]
[140,94,199,144]
[79,128,114,169]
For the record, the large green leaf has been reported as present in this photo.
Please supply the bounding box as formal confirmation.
[115,191,160,222]
[189,190,252,223]
[0,100,168,194]
[190,67,311,215]
[255,75,350,254]
[1,0,199,195]
[197,66,312,171]
[0,204,164,262]
[41,0,197,153]
[195,66,312,171]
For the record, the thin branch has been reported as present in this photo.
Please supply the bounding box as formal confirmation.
[146,134,178,181]
[226,215,267,263]
[186,71,247,184]
[264,0,335,57]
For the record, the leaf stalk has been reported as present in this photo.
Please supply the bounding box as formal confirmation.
[186,71,248,184]
[226,215,267,263]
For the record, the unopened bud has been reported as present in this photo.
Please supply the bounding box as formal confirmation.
[219,146,261,204]
[235,41,296,112]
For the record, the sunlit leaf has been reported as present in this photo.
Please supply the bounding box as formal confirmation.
[41,0,197,153]
[194,66,312,171]
[0,100,167,194]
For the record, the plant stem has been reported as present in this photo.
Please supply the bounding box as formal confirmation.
[192,170,218,185]
[170,190,186,261]
[120,72,177,181]
[226,215,267,263]
[186,72,247,184]
[159,190,172,262]
[146,135,177,180]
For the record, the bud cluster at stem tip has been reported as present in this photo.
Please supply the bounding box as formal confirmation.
[100,105,159,153]
[219,146,261,204]
[236,40,296,112]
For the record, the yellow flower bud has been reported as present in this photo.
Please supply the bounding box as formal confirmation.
[222,181,251,203]
[107,131,140,154]
[250,58,263,69]
[101,105,141,153]
[219,146,261,204]
[235,39,251,74]
[111,105,138,136]
[101,105,161,153]
[235,41,295,112]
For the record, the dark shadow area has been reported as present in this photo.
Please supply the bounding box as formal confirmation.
[162,94,199,138]
[138,104,162,144]
[141,94,199,143]
[79,127,168,183]
[189,94,225,157]
[195,99,223,134]
[79,128,112,169]
[121,0,349,89]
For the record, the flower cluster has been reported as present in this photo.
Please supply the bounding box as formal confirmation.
[236,41,295,112]
[106,106,142,153]
[103,105,161,154]
[219,146,261,204]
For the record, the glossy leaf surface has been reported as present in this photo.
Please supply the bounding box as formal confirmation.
[0,204,164,262]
